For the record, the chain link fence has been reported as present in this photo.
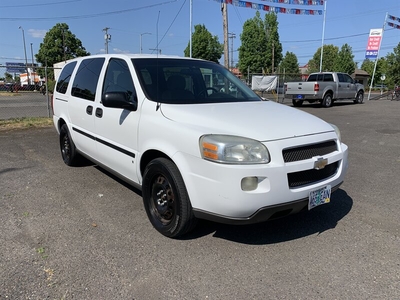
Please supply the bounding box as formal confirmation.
[246,73,303,102]
[0,66,61,120]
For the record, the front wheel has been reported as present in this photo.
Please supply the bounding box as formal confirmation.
[354,92,364,104]
[292,99,303,107]
[142,158,197,238]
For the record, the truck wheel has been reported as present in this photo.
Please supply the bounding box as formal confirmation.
[292,99,303,107]
[59,124,80,166]
[322,94,333,108]
[354,92,364,104]
[142,158,197,238]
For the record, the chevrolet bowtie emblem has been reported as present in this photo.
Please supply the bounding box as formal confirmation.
[314,157,328,170]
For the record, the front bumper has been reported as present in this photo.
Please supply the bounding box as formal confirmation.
[173,131,348,222]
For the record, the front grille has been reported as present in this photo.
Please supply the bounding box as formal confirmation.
[283,141,337,163]
[287,161,339,188]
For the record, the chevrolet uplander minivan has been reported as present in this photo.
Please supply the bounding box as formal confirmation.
[52,54,348,238]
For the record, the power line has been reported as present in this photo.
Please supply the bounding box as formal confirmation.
[0,1,178,21]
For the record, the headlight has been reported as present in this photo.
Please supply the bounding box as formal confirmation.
[330,123,341,142]
[199,135,270,164]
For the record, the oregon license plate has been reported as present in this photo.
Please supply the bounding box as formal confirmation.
[296,94,304,99]
[308,185,331,210]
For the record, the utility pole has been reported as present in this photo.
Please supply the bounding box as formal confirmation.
[19,26,29,86]
[222,3,229,68]
[30,43,36,87]
[228,32,236,70]
[103,27,111,54]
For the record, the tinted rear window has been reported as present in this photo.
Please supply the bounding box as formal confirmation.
[56,61,77,94]
[71,58,105,101]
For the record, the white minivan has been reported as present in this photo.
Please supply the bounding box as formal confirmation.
[53,54,348,238]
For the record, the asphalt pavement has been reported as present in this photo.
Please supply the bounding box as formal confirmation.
[0,98,399,299]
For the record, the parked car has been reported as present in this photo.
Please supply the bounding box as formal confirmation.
[52,54,349,238]
[285,72,364,107]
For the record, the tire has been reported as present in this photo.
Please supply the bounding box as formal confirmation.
[59,124,80,166]
[142,158,197,238]
[322,93,333,108]
[292,99,303,107]
[355,91,364,104]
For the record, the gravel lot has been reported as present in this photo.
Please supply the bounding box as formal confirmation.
[0,99,399,299]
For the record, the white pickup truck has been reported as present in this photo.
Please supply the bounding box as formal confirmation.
[52,54,348,238]
[285,72,364,108]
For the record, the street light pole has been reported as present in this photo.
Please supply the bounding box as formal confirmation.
[30,43,36,88]
[19,26,30,86]
[140,32,151,54]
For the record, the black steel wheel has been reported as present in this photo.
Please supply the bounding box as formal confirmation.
[142,158,197,238]
[59,124,80,166]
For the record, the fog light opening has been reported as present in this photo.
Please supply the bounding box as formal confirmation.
[241,177,258,191]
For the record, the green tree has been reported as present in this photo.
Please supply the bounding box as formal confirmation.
[238,11,267,75]
[36,23,90,79]
[184,24,223,63]
[4,72,13,83]
[334,43,355,74]
[265,13,282,73]
[279,51,300,76]
[307,44,339,73]
[360,57,387,86]
[386,42,400,88]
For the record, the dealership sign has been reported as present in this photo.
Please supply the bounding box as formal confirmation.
[365,29,383,59]
[5,62,26,74]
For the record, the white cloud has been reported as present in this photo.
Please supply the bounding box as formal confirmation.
[112,48,131,54]
[28,29,47,39]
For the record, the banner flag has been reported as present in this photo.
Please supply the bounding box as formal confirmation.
[365,29,383,59]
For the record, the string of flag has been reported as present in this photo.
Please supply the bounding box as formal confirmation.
[216,0,323,14]
[387,14,400,30]
[258,0,323,5]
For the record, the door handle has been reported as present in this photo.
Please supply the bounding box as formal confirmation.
[95,108,103,118]
[86,105,93,115]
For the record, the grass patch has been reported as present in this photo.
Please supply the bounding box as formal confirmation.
[0,117,53,131]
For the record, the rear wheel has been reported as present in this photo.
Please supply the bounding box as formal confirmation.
[322,93,333,108]
[59,124,80,166]
[142,158,197,238]
[292,99,303,107]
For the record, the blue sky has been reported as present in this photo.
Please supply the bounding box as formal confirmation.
[0,0,399,70]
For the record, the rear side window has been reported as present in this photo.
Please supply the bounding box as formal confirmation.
[323,74,334,82]
[71,58,105,101]
[56,61,77,94]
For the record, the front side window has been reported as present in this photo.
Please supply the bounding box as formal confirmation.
[71,58,105,101]
[103,58,136,102]
[132,58,261,104]
[56,61,77,94]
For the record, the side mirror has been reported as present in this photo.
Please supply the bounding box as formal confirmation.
[102,92,137,111]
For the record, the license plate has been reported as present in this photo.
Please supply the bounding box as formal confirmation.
[308,185,331,210]
[297,94,304,99]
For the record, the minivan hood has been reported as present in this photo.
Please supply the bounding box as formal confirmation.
[160,101,334,141]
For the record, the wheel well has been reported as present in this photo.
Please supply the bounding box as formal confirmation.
[58,118,66,131]
[140,150,170,177]
[324,91,333,98]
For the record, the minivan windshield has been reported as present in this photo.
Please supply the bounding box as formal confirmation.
[132,58,261,104]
